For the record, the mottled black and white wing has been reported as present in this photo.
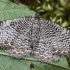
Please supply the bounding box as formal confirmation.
[0,14,70,63]
[0,17,32,58]
[33,18,70,63]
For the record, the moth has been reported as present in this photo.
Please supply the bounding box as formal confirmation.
[0,13,70,63]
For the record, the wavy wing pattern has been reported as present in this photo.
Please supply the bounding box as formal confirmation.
[0,14,70,62]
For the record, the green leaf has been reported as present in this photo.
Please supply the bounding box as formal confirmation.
[61,21,69,27]
[0,0,35,21]
[0,50,70,70]
[60,0,67,8]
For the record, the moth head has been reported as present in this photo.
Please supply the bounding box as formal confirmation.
[34,13,41,20]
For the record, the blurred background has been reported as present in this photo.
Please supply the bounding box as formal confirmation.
[13,0,70,29]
